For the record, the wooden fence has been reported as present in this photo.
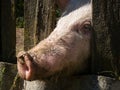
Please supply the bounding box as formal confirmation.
[0,0,120,90]
[1,0,16,63]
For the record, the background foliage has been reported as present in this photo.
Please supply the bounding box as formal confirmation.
[16,0,24,28]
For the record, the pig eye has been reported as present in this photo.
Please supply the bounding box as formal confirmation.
[83,23,91,31]
[80,21,92,34]
[74,21,92,34]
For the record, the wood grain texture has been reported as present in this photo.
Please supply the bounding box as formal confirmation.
[92,0,120,77]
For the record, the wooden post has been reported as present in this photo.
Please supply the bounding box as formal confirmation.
[24,0,56,51]
[92,0,120,78]
[24,0,37,51]
[1,0,16,63]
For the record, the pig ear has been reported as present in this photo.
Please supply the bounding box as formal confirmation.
[17,53,35,80]
[56,0,70,11]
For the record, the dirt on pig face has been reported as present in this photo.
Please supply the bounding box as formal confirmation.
[17,0,92,80]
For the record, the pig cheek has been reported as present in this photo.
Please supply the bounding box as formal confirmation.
[40,54,57,71]
[40,52,64,73]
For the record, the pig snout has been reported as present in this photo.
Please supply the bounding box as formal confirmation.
[17,51,37,80]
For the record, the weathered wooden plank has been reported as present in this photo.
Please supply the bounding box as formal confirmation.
[0,62,120,90]
[24,0,56,50]
[1,0,16,63]
[23,75,120,90]
[24,0,38,50]
[92,0,120,77]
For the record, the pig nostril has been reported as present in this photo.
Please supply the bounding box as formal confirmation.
[18,55,25,65]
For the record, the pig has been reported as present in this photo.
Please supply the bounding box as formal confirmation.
[17,0,92,81]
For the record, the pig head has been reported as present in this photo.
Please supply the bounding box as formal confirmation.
[17,0,92,81]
